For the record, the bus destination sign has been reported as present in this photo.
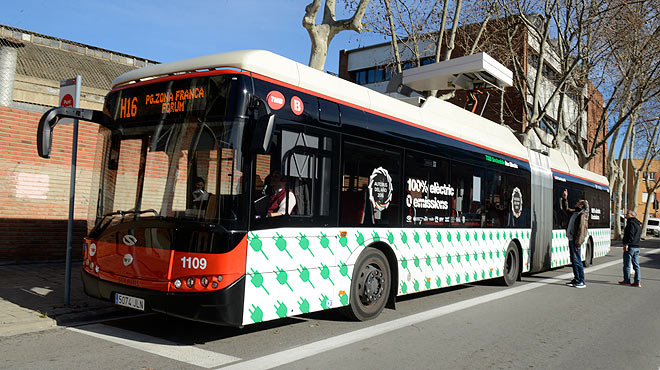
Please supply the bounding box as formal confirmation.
[117,87,206,119]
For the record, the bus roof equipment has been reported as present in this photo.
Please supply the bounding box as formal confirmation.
[401,52,513,92]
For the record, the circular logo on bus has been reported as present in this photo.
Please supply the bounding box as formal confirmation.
[291,96,304,115]
[266,91,285,110]
[511,187,523,218]
[369,167,393,211]
[122,234,137,246]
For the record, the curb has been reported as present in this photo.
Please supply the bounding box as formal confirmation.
[0,315,56,337]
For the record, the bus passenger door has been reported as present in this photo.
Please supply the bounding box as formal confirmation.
[528,149,553,272]
[246,123,340,322]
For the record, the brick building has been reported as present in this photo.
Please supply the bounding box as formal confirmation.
[623,159,660,219]
[338,17,607,176]
[0,25,157,262]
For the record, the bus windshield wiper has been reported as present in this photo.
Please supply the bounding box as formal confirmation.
[93,209,160,235]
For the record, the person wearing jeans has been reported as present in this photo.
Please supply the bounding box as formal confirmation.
[565,200,589,288]
[620,209,642,287]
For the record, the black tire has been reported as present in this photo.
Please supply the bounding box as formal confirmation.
[343,248,391,321]
[583,240,593,267]
[500,242,519,286]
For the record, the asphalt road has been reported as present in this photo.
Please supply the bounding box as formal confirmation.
[1,245,659,370]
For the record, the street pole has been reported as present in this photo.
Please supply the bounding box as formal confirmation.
[624,156,628,213]
[64,75,81,306]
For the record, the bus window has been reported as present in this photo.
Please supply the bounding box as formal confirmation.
[404,152,450,226]
[503,174,531,228]
[341,141,400,226]
[482,169,506,227]
[252,127,335,225]
[451,162,482,227]
[318,99,340,125]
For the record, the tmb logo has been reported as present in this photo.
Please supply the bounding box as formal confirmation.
[266,91,285,110]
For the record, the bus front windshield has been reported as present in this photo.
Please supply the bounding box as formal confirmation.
[95,74,247,230]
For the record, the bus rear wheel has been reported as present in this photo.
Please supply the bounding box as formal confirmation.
[343,248,391,321]
[501,242,520,286]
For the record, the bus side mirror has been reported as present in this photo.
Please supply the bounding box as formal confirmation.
[37,107,112,158]
[249,95,275,153]
[37,108,59,158]
[255,114,275,153]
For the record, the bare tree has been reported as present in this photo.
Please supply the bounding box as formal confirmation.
[635,119,660,236]
[354,0,445,66]
[352,0,499,99]
[497,0,660,170]
[303,0,371,70]
[601,0,660,236]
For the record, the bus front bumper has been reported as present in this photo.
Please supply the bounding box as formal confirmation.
[81,270,245,327]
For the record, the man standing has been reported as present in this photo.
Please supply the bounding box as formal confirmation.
[620,209,642,287]
[566,200,589,288]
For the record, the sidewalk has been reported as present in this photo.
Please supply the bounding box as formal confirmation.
[0,261,128,337]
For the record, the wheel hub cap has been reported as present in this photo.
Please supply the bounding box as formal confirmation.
[360,265,384,305]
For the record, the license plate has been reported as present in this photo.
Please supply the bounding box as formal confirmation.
[115,293,145,311]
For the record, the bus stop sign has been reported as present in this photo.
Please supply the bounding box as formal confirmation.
[58,78,79,125]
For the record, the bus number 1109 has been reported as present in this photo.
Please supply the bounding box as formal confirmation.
[181,256,207,270]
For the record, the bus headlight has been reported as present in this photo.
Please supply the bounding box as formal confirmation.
[186,277,195,288]
[173,279,182,289]
[200,277,209,287]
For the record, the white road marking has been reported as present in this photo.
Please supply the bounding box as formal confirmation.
[218,248,660,370]
[68,324,240,368]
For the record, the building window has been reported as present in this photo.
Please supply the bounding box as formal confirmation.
[539,117,557,134]
[643,172,657,181]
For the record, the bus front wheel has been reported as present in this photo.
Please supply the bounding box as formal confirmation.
[501,242,520,286]
[343,248,391,321]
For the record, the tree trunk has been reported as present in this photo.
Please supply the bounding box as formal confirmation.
[613,168,626,240]
[384,0,402,74]
[307,26,331,70]
[303,0,370,71]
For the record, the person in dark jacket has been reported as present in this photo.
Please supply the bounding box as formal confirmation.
[565,199,589,288]
[620,209,643,287]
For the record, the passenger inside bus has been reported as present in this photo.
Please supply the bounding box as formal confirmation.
[190,177,213,219]
[192,177,210,206]
[265,171,296,218]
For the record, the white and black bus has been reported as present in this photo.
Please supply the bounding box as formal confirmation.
[37,50,610,326]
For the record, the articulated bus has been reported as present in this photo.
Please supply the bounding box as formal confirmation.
[37,50,610,326]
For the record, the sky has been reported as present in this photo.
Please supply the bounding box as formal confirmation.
[0,0,380,74]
